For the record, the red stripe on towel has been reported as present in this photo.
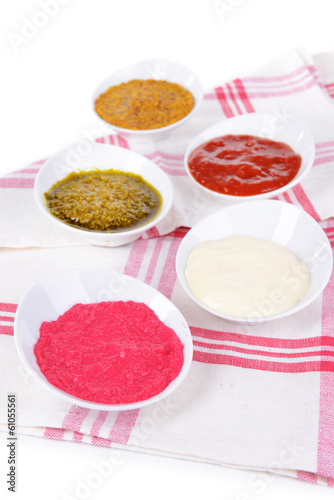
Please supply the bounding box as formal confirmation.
[233,79,255,113]
[318,261,334,478]
[214,86,234,118]
[108,409,139,444]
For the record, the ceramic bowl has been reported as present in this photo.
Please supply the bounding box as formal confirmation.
[184,112,315,203]
[92,59,203,142]
[14,269,193,411]
[34,142,173,246]
[176,200,333,324]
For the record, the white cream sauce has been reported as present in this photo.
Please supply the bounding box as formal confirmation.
[184,235,310,318]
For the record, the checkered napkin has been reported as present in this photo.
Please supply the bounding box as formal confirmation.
[1,48,334,486]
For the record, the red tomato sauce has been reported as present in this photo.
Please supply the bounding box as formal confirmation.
[34,301,184,405]
[188,134,302,196]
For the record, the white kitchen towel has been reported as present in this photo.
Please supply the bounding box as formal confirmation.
[0,225,334,486]
[1,48,334,487]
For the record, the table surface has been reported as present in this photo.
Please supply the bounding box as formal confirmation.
[1,1,334,498]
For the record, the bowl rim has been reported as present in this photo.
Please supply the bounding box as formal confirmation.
[14,268,193,411]
[176,199,333,324]
[184,112,316,202]
[91,58,204,137]
[33,142,174,239]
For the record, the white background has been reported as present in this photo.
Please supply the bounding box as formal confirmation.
[1,0,334,499]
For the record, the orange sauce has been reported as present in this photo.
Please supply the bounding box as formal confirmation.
[95,79,194,130]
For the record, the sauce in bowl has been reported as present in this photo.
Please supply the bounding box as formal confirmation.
[95,79,194,130]
[184,235,310,319]
[34,301,184,405]
[187,134,302,196]
[44,169,162,232]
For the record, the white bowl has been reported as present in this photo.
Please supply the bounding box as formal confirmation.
[176,200,333,325]
[184,112,315,203]
[14,269,193,411]
[92,59,203,142]
[34,142,173,246]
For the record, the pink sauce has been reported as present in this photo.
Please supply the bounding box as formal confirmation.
[34,301,184,404]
